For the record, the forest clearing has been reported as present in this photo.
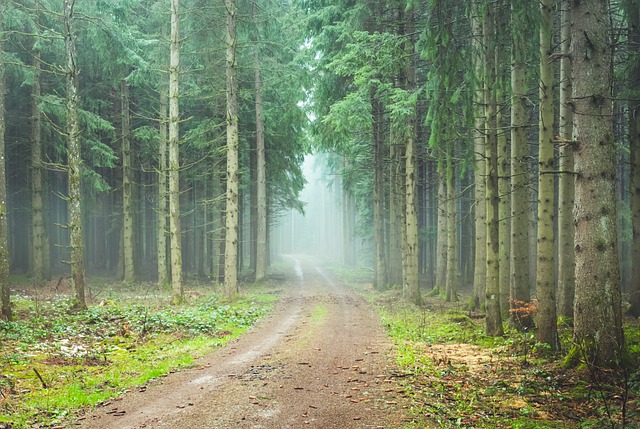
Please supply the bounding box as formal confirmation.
[0,259,639,428]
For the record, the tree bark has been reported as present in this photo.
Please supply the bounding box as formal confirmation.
[224,0,239,298]
[169,0,184,303]
[484,1,503,336]
[64,0,86,310]
[434,163,447,295]
[509,0,532,330]
[121,80,135,283]
[254,47,267,282]
[557,0,575,320]
[371,90,387,290]
[157,70,169,288]
[445,140,457,302]
[536,0,559,351]
[571,0,623,365]
[471,1,486,311]
[626,0,640,317]
[0,0,11,319]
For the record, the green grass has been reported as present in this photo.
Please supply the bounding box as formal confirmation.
[0,278,285,429]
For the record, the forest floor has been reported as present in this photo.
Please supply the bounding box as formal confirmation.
[1,256,639,428]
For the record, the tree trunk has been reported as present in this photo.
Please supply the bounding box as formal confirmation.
[434,164,447,295]
[169,0,184,304]
[121,79,135,283]
[629,2,640,317]
[31,13,48,286]
[254,47,267,282]
[64,0,86,310]
[403,4,422,306]
[536,0,559,351]
[157,70,169,288]
[371,90,387,290]
[445,141,457,302]
[388,141,403,286]
[510,0,532,330]
[224,0,239,298]
[557,0,575,320]
[471,2,486,311]
[484,2,503,336]
[0,0,11,319]
[571,0,623,365]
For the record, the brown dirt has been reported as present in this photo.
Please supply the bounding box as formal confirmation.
[73,256,407,429]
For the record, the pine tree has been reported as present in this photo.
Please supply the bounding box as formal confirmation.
[0,0,11,320]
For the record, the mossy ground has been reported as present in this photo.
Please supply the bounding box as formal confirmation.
[334,265,640,429]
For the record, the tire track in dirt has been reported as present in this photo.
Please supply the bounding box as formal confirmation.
[75,256,404,429]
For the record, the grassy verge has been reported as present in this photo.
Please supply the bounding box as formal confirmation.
[334,266,640,429]
[0,278,284,428]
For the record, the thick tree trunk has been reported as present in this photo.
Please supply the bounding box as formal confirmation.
[571,0,623,365]
[510,0,532,330]
[497,53,510,318]
[557,0,575,320]
[224,0,239,298]
[169,0,184,303]
[536,0,559,351]
[64,0,86,310]
[484,2,503,336]
[157,74,169,288]
[434,165,447,295]
[0,0,11,319]
[31,19,48,286]
[121,80,135,283]
[626,1,640,317]
[471,3,486,311]
[254,48,267,282]
[388,142,403,286]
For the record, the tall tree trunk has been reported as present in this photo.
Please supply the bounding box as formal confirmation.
[254,47,267,282]
[571,0,623,366]
[372,90,387,290]
[557,0,575,320]
[434,163,447,295]
[471,2,486,311]
[403,4,422,306]
[629,2,640,318]
[31,11,48,286]
[536,0,559,351]
[0,0,10,319]
[157,72,169,287]
[510,0,532,330]
[121,80,135,283]
[169,0,184,304]
[388,141,403,286]
[64,0,86,310]
[224,0,239,298]
[484,1,503,336]
[445,141,457,302]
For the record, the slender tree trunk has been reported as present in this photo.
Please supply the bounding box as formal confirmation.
[484,2,503,336]
[471,2,486,311]
[388,142,403,286]
[372,90,387,290]
[536,0,559,351]
[0,0,11,319]
[224,0,239,298]
[571,0,623,366]
[510,0,532,330]
[121,80,135,283]
[434,163,447,294]
[254,47,267,282]
[169,0,184,304]
[557,0,575,320]
[403,4,422,306]
[157,73,169,288]
[64,0,86,310]
[445,141,457,302]
[629,4,640,317]
[31,14,48,286]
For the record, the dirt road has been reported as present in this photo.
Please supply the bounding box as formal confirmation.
[75,256,406,429]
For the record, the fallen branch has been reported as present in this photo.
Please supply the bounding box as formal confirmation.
[33,368,48,389]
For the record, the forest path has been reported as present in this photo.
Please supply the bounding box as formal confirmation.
[74,256,406,429]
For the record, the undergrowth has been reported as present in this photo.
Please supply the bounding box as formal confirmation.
[336,267,640,429]
[0,279,282,428]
